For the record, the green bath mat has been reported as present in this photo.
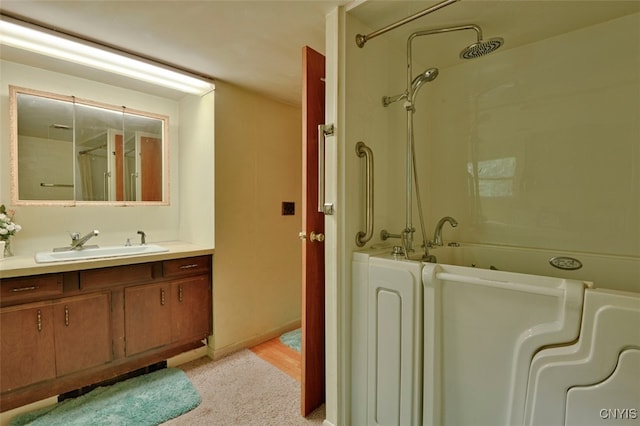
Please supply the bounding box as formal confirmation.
[9,367,201,426]
[280,328,301,352]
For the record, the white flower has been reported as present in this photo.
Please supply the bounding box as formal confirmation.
[0,228,7,235]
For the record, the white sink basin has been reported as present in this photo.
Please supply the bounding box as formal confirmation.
[35,244,169,263]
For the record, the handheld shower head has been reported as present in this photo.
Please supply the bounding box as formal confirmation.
[409,67,439,103]
[460,37,503,59]
[382,68,438,107]
[411,67,439,91]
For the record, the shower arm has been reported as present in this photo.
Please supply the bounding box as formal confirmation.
[406,24,482,91]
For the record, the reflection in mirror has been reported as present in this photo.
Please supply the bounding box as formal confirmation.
[124,113,163,202]
[11,86,168,205]
[16,93,74,201]
[75,103,122,201]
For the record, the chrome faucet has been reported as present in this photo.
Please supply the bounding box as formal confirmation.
[137,230,146,245]
[429,216,458,247]
[70,229,99,249]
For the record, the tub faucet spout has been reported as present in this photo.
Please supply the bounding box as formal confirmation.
[430,216,458,247]
[70,229,99,249]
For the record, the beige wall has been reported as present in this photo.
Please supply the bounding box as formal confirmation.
[213,81,302,356]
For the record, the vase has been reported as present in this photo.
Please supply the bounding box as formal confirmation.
[3,239,12,257]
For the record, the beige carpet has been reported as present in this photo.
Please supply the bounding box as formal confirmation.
[163,349,325,425]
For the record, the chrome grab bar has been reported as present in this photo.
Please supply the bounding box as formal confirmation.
[103,171,111,201]
[40,182,73,188]
[130,173,137,199]
[355,141,374,247]
[318,124,335,215]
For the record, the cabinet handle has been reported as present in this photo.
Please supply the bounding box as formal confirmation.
[179,263,199,270]
[160,288,166,306]
[178,285,183,302]
[64,305,70,327]
[11,285,39,292]
[37,309,42,332]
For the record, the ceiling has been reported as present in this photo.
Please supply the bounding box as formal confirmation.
[1,1,639,106]
[0,0,347,105]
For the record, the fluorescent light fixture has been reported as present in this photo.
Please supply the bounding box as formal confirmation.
[0,18,215,95]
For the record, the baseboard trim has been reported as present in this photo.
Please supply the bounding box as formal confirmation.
[0,396,57,426]
[167,345,210,367]
[212,319,301,360]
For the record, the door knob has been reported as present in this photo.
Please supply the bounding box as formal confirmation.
[299,231,325,242]
[310,231,325,242]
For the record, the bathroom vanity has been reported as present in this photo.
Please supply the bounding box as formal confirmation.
[0,244,213,412]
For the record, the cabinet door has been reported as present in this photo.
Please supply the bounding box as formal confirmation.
[171,276,212,343]
[124,282,171,356]
[0,303,56,392]
[53,293,112,376]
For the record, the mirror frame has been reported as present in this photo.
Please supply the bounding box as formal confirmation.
[9,85,170,206]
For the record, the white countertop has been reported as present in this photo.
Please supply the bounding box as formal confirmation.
[0,241,214,279]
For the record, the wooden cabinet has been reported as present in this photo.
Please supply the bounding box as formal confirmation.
[171,275,211,343]
[1,302,56,393]
[53,293,112,376]
[0,293,112,392]
[123,256,212,356]
[124,282,172,356]
[0,254,212,412]
[124,276,212,356]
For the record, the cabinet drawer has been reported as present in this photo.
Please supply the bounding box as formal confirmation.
[1,275,63,304]
[80,263,154,290]
[163,256,211,278]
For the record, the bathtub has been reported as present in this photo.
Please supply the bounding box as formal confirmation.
[429,242,638,294]
[430,243,640,293]
[351,243,640,426]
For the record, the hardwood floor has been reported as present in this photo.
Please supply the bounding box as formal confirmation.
[250,336,301,382]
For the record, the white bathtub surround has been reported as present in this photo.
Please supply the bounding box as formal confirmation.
[352,246,639,426]
[422,262,585,426]
[524,289,640,426]
[368,256,423,425]
[432,242,638,294]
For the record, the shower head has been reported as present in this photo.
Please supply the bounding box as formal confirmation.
[409,67,439,103]
[382,68,438,107]
[460,37,504,59]
[411,67,439,91]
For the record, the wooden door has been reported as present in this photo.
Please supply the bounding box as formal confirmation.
[140,136,162,201]
[0,303,56,392]
[124,282,171,355]
[53,293,112,376]
[301,45,326,416]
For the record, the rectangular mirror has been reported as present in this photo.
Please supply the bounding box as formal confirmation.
[10,86,169,205]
